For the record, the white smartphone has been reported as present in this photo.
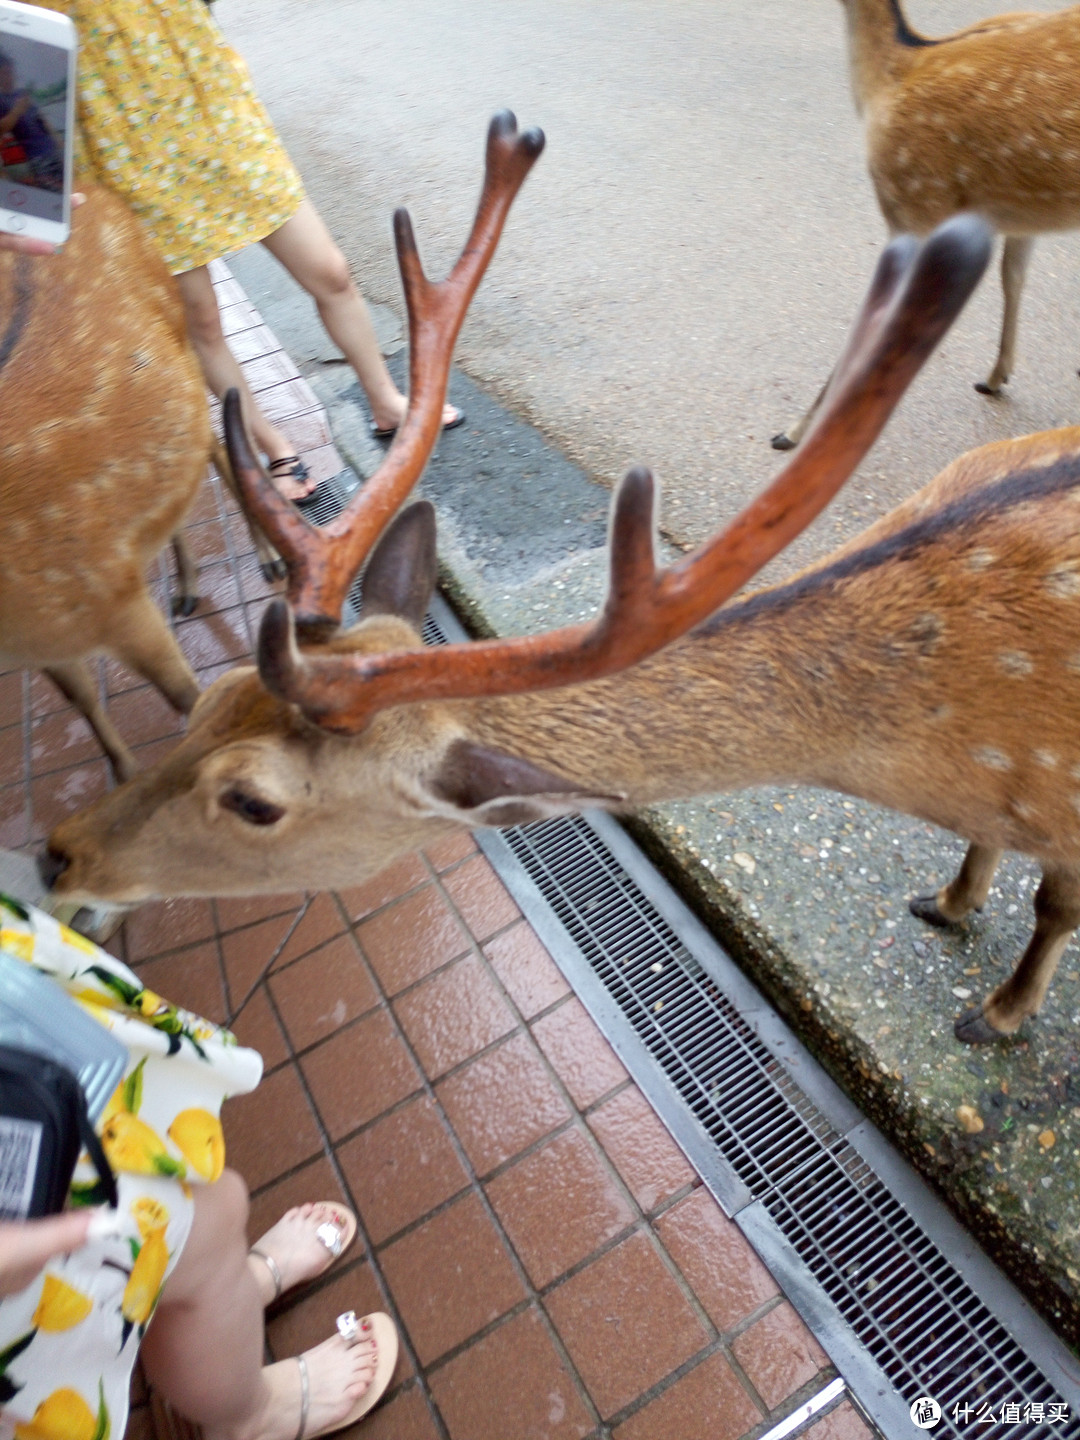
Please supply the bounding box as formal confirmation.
[0,0,75,247]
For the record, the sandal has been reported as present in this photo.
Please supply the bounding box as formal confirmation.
[369,407,466,441]
[267,454,316,501]
[295,1311,398,1439]
[250,1202,358,1302]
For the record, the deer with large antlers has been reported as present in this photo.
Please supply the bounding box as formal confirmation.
[0,184,281,781]
[772,0,1080,450]
[39,112,1080,1046]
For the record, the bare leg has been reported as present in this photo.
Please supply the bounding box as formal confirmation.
[175,268,317,501]
[260,201,459,433]
[171,533,199,618]
[910,842,1003,927]
[42,660,136,782]
[975,235,1035,395]
[142,1171,380,1440]
[955,865,1080,1042]
[108,592,199,714]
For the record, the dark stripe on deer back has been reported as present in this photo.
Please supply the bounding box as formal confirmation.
[702,451,1080,635]
[0,255,35,378]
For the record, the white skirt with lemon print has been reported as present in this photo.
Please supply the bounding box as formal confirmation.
[0,896,262,1440]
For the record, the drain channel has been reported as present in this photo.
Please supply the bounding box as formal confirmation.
[315,476,1080,1440]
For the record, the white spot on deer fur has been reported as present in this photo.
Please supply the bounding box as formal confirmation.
[971,746,1013,772]
[967,548,995,571]
[998,651,1033,677]
[1066,653,1080,673]
[1034,749,1059,769]
[1045,567,1080,598]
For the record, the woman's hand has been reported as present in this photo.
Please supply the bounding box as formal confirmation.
[0,193,85,255]
[0,1212,94,1297]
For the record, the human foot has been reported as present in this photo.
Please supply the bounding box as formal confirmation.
[249,1313,397,1440]
[368,400,464,439]
[249,1202,357,1306]
[266,454,317,502]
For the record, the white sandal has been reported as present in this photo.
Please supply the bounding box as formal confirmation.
[294,1311,398,1440]
[250,1202,358,1301]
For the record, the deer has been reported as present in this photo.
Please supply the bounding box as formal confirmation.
[37,111,1080,1049]
[0,183,282,781]
[771,0,1080,451]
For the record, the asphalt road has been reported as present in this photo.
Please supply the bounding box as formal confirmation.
[219,0,1077,582]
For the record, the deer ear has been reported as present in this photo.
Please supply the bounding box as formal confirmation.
[360,500,438,628]
[425,738,625,827]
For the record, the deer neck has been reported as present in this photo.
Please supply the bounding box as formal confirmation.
[470,593,878,810]
[842,0,927,112]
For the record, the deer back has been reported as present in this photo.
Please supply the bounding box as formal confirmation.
[0,185,208,664]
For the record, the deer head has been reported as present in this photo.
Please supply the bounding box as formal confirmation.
[40,113,990,904]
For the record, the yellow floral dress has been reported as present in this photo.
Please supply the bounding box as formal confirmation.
[0,896,262,1440]
[50,0,305,273]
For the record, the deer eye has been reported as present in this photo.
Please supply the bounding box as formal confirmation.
[220,788,285,827]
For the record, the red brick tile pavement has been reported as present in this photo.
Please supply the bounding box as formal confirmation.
[0,264,857,1440]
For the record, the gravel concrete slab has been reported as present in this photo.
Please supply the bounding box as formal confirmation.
[218,0,1080,1347]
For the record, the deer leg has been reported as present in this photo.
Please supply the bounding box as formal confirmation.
[43,661,137,783]
[212,438,286,582]
[974,235,1034,396]
[109,593,200,715]
[770,374,831,453]
[909,842,1003,927]
[955,865,1080,1043]
[171,533,200,618]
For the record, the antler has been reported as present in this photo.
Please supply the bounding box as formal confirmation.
[224,110,545,634]
[257,214,992,735]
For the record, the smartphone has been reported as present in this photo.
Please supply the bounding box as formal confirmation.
[0,1,75,247]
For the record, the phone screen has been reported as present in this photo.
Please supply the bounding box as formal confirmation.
[0,28,69,224]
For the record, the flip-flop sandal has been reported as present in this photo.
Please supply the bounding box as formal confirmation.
[295,1311,398,1439]
[369,408,466,440]
[267,454,317,501]
[250,1202,358,1302]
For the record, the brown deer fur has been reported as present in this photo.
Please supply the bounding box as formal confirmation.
[45,421,1080,1043]
[0,186,272,779]
[773,0,1080,447]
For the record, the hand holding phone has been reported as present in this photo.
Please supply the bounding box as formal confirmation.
[0,1,75,249]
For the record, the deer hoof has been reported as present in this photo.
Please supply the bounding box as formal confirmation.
[973,379,1003,396]
[171,593,199,618]
[261,558,288,583]
[954,1004,1007,1045]
[908,892,954,927]
[770,432,796,452]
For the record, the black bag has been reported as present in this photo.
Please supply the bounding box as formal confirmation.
[0,1049,117,1219]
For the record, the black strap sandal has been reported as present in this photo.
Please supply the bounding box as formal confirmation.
[267,455,315,500]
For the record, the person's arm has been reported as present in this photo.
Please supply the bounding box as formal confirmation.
[0,93,31,135]
[0,1212,94,1297]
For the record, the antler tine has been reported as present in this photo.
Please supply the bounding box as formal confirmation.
[271,111,544,633]
[257,215,992,734]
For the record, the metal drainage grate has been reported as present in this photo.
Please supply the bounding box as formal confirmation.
[481,812,1080,1440]
[304,471,1080,1438]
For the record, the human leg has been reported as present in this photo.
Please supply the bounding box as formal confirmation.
[260,201,460,432]
[175,267,317,500]
[141,1171,382,1440]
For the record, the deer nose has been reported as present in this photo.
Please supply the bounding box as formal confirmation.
[37,846,69,891]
